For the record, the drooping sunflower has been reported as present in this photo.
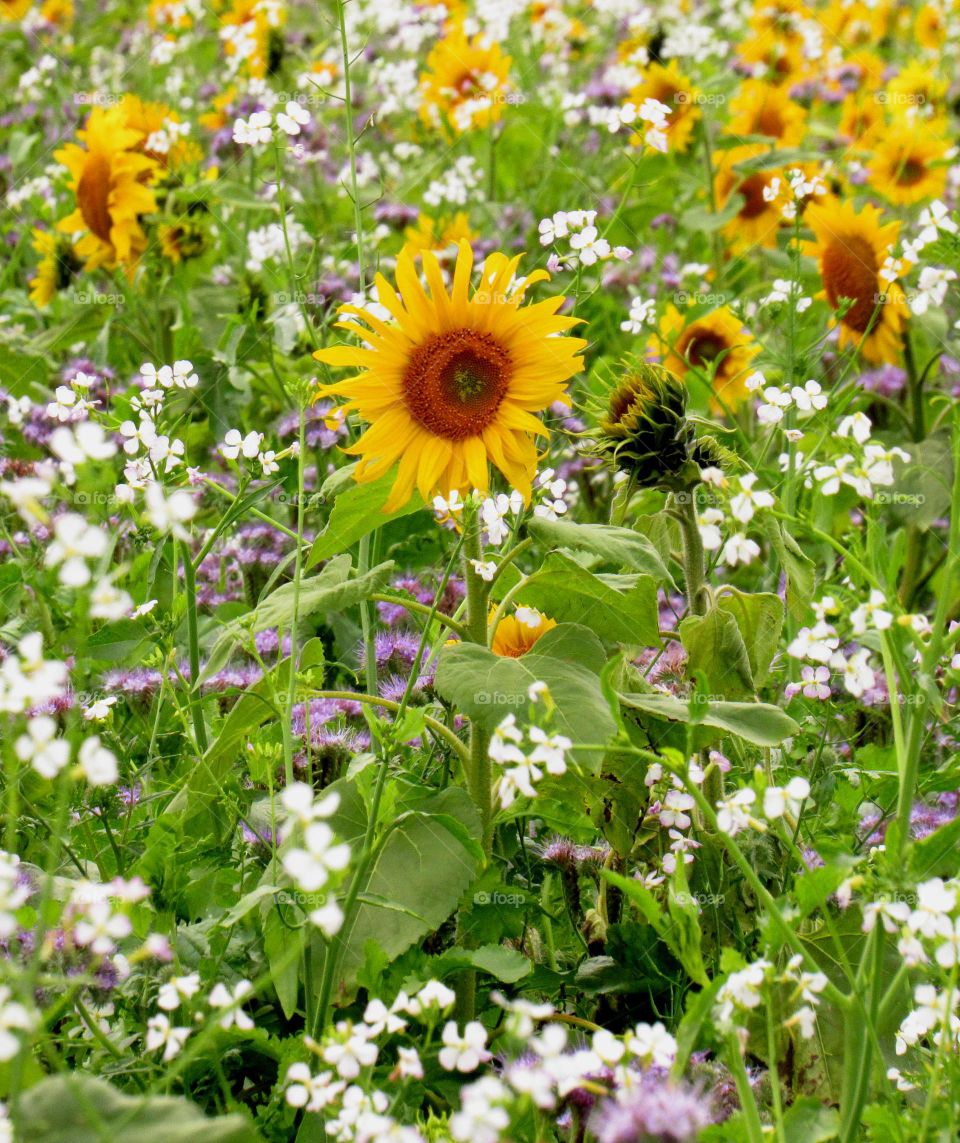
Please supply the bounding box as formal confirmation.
[652,306,760,413]
[802,198,907,364]
[314,241,587,511]
[712,145,785,252]
[628,61,701,154]
[867,126,949,206]
[54,104,159,273]
[491,608,557,658]
[725,79,807,147]
[419,25,512,135]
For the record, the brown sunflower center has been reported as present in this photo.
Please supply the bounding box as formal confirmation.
[403,329,512,441]
[77,153,113,244]
[756,106,786,137]
[738,174,773,219]
[822,235,880,333]
[683,332,728,368]
[896,158,926,187]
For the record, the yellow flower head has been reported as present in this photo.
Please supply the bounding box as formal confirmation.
[713,145,786,253]
[867,125,949,206]
[54,104,159,272]
[120,94,201,169]
[401,212,476,261]
[491,608,557,658]
[0,0,31,21]
[653,305,760,413]
[802,198,907,364]
[419,25,512,135]
[28,229,79,307]
[314,241,586,512]
[725,79,807,146]
[628,61,701,154]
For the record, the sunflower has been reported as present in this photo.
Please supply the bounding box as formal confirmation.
[725,79,807,146]
[313,241,586,511]
[802,198,907,364]
[741,0,808,83]
[627,61,701,154]
[491,608,557,657]
[39,0,73,24]
[915,3,946,49]
[713,145,785,252]
[220,0,285,78]
[401,212,476,261]
[419,25,512,135]
[0,0,30,20]
[120,94,201,169]
[884,62,948,116]
[54,104,159,273]
[867,126,949,206]
[652,306,760,412]
[28,229,79,307]
[158,216,209,264]
[837,94,884,149]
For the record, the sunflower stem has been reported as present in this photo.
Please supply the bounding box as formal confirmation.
[675,486,707,618]
[454,503,494,1025]
[463,503,494,854]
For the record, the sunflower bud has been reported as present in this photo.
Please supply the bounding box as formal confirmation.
[586,362,720,489]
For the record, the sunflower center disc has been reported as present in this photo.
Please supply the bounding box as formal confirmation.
[403,329,512,441]
[822,235,879,333]
[77,152,113,244]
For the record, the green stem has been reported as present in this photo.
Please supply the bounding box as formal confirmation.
[838,926,885,1143]
[675,488,707,617]
[463,506,493,855]
[182,554,208,753]
[726,1036,766,1143]
[281,403,308,787]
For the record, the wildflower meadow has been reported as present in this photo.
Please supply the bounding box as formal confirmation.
[1,0,960,1139]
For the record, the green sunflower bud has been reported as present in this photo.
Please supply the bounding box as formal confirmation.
[585,361,722,489]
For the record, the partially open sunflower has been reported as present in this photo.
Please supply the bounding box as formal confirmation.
[314,241,587,511]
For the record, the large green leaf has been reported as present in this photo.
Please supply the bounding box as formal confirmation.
[307,470,425,567]
[763,517,816,623]
[199,556,393,684]
[526,517,674,583]
[331,787,482,988]
[434,623,617,753]
[506,553,661,647]
[618,691,798,747]
[16,1075,262,1142]
[715,588,784,687]
[679,606,755,700]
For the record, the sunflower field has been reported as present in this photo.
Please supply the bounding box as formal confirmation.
[1,0,960,1140]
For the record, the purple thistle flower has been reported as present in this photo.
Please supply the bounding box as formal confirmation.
[590,1071,714,1143]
